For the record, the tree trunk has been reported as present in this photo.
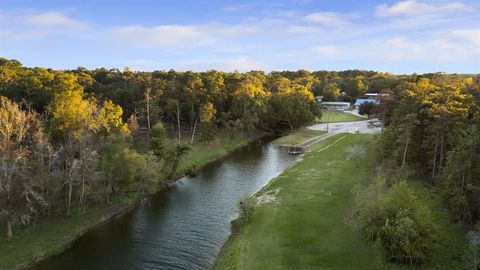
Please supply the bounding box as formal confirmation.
[6,217,12,238]
[176,103,181,143]
[145,89,151,147]
[80,173,85,209]
[191,118,198,144]
[168,150,181,180]
[146,90,151,133]
[402,137,409,169]
[190,105,195,133]
[67,181,72,215]
[439,117,446,170]
[382,110,385,132]
[431,131,439,183]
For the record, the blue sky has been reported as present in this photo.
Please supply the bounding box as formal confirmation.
[0,0,479,73]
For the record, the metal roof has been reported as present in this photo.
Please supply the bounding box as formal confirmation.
[321,102,350,105]
[354,99,380,106]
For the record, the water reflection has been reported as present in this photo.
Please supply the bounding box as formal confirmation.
[30,138,297,270]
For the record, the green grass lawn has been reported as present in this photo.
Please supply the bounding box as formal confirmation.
[317,110,364,123]
[271,129,326,147]
[176,132,253,175]
[213,134,380,270]
[213,134,467,270]
[0,131,257,270]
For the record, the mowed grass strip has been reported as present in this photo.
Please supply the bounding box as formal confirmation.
[272,129,326,147]
[317,110,364,123]
[213,134,379,270]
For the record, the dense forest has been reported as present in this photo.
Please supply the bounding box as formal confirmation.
[378,74,480,226]
[1,57,480,267]
[347,73,480,265]
[0,57,347,239]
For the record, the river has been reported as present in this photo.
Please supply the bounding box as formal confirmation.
[29,137,298,270]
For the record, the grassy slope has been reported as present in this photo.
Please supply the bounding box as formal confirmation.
[317,110,364,123]
[213,134,379,269]
[213,134,467,270]
[0,132,256,270]
[271,129,326,147]
[177,133,251,175]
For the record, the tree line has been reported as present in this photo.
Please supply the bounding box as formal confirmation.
[348,73,480,266]
[0,58,334,238]
[378,74,480,225]
[3,55,477,259]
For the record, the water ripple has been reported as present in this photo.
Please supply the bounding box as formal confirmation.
[29,140,297,270]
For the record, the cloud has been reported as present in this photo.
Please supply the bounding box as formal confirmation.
[312,46,341,57]
[376,0,468,17]
[110,25,206,49]
[383,36,422,60]
[285,25,320,34]
[277,10,300,18]
[304,12,352,28]
[376,29,480,62]
[175,57,265,72]
[109,23,260,50]
[0,29,45,42]
[221,3,254,12]
[453,29,480,47]
[220,57,265,71]
[21,11,88,30]
[0,9,90,44]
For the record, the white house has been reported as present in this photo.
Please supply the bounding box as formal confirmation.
[321,102,351,111]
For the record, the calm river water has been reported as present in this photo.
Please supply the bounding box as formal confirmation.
[29,137,298,270]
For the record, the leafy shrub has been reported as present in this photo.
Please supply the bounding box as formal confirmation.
[347,178,436,265]
[150,123,166,159]
[101,135,146,188]
[231,196,256,233]
[186,165,198,177]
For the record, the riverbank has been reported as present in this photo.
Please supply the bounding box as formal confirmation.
[0,131,261,270]
[213,134,380,269]
[212,134,467,269]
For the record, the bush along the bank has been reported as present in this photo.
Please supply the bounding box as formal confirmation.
[347,177,436,265]
[231,196,256,233]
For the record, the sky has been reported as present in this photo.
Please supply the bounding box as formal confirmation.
[0,0,479,74]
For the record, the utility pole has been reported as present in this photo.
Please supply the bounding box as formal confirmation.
[144,87,151,147]
[145,87,151,133]
[326,109,330,132]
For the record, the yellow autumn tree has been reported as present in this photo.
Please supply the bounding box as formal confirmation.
[48,72,128,139]
[96,100,129,134]
[47,73,93,138]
